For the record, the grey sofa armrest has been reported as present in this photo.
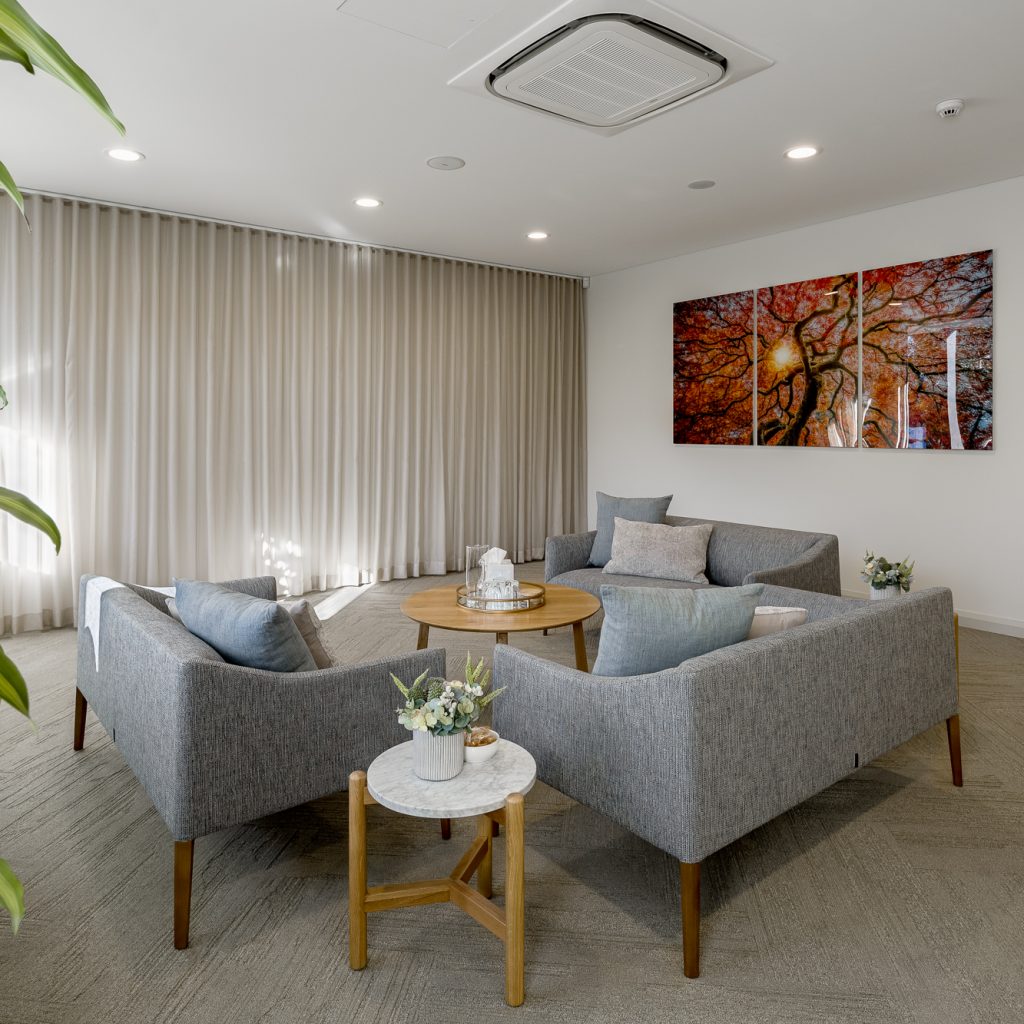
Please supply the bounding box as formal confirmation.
[743,535,841,595]
[493,587,956,865]
[545,531,597,581]
[123,643,445,840]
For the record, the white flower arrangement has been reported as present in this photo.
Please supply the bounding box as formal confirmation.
[860,551,914,592]
[390,655,505,736]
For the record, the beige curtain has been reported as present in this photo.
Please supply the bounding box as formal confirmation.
[0,194,586,632]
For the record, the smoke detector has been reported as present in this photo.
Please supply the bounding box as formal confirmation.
[936,98,964,119]
[489,16,725,128]
[448,0,773,135]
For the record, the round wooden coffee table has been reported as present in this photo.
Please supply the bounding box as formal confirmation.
[401,583,600,672]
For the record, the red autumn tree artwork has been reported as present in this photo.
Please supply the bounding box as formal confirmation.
[861,250,992,449]
[673,289,754,445]
[756,274,859,447]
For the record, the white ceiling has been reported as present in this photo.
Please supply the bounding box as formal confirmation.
[5,0,1024,276]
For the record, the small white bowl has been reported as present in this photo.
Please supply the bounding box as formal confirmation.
[464,730,500,764]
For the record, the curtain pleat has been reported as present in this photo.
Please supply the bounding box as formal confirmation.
[0,195,586,632]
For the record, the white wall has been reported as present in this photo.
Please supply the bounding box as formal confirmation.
[586,175,1024,635]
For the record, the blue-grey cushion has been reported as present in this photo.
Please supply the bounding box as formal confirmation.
[174,580,316,673]
[592,582,765,677]
[589,491,672,567]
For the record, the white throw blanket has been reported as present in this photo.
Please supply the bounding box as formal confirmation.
[83,578,175,671]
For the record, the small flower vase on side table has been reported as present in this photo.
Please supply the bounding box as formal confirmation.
[412,729,465,781]
[870,585,904,601]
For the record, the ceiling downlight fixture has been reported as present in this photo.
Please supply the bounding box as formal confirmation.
[354,197,383,208]
[106,147,144,162]
[526,230,549,240]
[785,145,818,160]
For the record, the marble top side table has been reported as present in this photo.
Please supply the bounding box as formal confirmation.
[348,740,537,1006]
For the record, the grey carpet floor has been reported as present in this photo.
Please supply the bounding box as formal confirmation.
[1,563,1023,1024]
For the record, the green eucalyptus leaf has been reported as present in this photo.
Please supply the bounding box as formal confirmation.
[0,486,60,552]
[0,0,124,134]
[0,644,31,718]
[0,857,25,934]
[0,158,25,217]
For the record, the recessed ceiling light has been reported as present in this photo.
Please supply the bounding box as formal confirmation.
[526,230,548,240]
[106,147,144,162]
[427,156,466,171]
[354,197,382,208]
[688,179,716,190]
[785,145,818,160]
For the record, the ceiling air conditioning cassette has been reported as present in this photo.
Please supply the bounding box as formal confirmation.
[488,15,726,128]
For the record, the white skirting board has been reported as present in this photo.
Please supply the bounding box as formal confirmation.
[841,589,1024,638]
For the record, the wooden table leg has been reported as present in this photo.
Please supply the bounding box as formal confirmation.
[476,815,493,899]
[505,793,525,1007]
[416,623,429,650]
[572,621,589,672]
[348,771,368,969]
[440,819,452,840]
[496,632,509,645]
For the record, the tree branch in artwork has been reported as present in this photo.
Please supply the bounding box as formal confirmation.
[861,250,992,450]
[673,290,754,445]
[756,274,859,447]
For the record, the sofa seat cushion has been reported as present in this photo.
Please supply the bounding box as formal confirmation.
[551,567,712,598]
[593,582,765,677]
[175,580,317,673]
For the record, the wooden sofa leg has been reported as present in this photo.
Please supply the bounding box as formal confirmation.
[73,688,88,751]
[946,715,963,788]
[680,861,701,978]
[174,840,194,950]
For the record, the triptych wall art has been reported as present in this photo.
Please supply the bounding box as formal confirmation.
[672,249,993,449]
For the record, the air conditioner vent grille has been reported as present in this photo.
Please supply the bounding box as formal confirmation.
[488,16,726,128]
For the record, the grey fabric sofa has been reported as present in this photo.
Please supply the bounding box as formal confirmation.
[546,516,841,597]
[74,574,445,948]
[492,583,962,978]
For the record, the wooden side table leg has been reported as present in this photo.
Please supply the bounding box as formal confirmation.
[416,623,429,650]
[496,632,509,645]
[572,621,589,672]
[348,771,368,969]
[440,819,452,841]
[476,815,493,899]
[505,793,525,1006]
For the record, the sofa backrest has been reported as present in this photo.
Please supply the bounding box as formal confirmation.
[666,515,833,586]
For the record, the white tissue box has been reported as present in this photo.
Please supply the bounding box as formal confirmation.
[482,561,515,583]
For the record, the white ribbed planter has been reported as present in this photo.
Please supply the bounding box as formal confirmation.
[870,585,905,601]
[412,730,465,781]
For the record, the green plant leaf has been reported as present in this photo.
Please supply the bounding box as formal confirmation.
[0,24,32,71]
[0,157,25,217]
[0,643,31,718]
[0,857,25,934]
[0,486,60,552]
[0,0,124,135]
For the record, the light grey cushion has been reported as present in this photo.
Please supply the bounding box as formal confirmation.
[592,583,765,677]
[747,605,808,639]
[604,518,712,584]
[175,580,316,673]
[289,600,334,669]
[589,491,672,567]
